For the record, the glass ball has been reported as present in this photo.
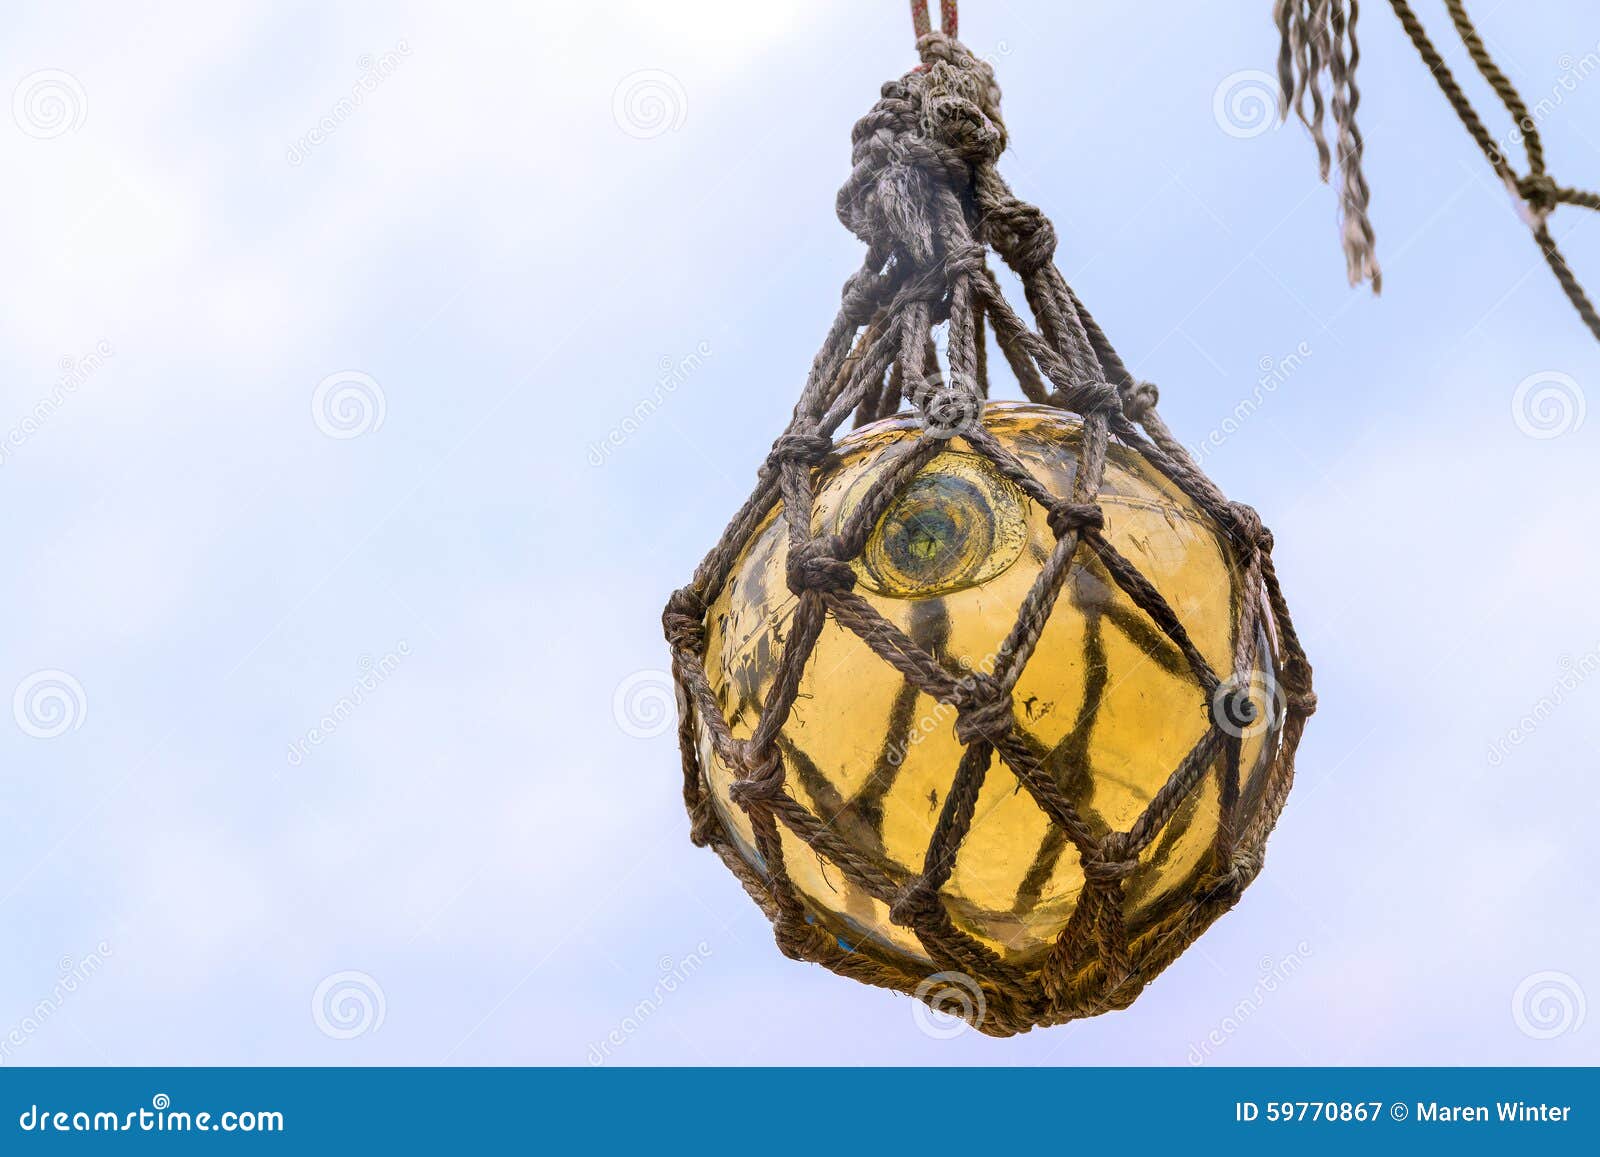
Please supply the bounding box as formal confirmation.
[696,401,1284,975]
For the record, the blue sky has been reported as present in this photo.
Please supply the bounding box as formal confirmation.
[1,0,1597,1065]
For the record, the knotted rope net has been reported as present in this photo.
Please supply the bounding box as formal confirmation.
[662,18,1314,1036]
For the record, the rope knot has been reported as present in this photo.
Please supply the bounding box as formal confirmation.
[1203,849,1262,903]
[785,534,857,596]
[1515,172,1561,222]
[1222,501,1268,552]
[915,34,1004,155]
[1285,687,1319,716]
[1082,834,1137,886]
[985,199,1057,275]
[953,673,1014,745]
[728,742,784,807]
[889,879,944,927]
[1047,501,1104,539]
[1120,380,1160,422]
[1049,379,1121,416]
[766,421,833,473]
[661,586,707,653]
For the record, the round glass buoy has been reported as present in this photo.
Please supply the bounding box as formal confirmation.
[695,401,1283,974]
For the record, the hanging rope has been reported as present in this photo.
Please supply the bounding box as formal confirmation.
[1279,0,1600,342]
[910,0,958,42]
[1386,0,1600,342]
[1274,0,1381,290]
[664,29,1312,1036]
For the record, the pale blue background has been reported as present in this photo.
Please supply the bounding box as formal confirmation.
[1,0,1596,1065]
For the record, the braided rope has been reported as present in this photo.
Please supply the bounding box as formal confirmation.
[664,31,1314,1036]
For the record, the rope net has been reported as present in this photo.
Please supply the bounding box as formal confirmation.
[662,31,1315,1036]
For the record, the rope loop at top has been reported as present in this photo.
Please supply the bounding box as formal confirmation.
[910,0,958,42]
